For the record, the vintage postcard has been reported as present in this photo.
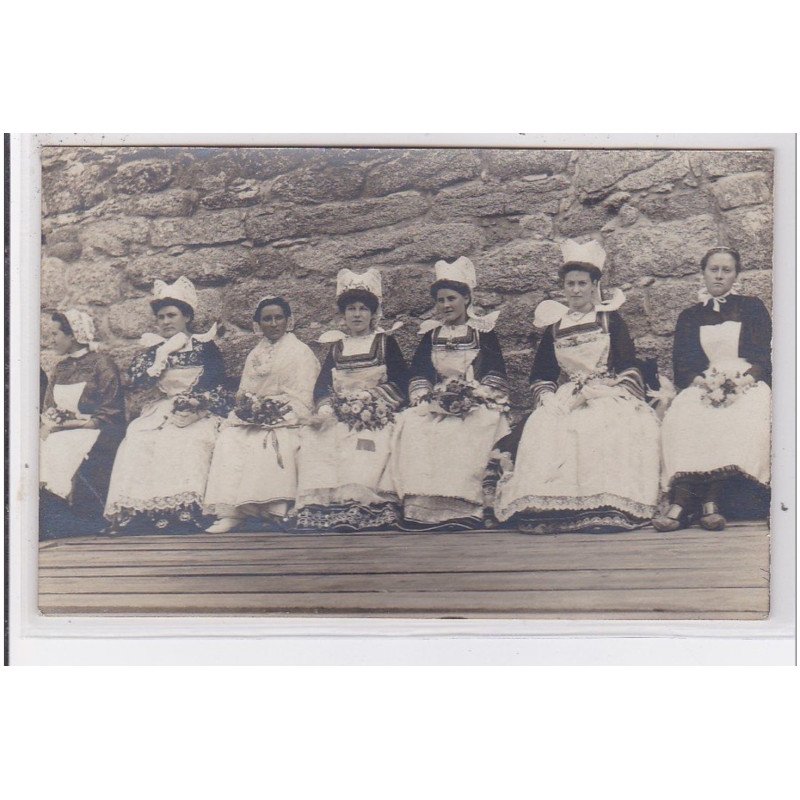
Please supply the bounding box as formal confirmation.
[29,141,779,619]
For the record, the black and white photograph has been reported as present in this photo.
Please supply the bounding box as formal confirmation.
[28,141,782,619]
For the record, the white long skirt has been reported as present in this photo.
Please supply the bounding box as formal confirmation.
[105,397,220,525]
[661,382,771,489]
[392,404,510,525]
[495,386,660,531]
[294,420,399,529]
[204,423,301,519]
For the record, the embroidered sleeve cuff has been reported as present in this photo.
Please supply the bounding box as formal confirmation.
[408,377,433,403]
[614,367,646,401]
[480,373,509,396]
[531,381,558,409]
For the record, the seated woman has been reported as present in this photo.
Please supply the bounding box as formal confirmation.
[491,240,661,533]
[654,247,772,532]
[391,257,510,529]
[203,296,320,532]
[294,268,408,531]
[40,309,126,538]
[104,277,227,532]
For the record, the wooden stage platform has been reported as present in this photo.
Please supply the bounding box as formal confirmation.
[38,521,770,619]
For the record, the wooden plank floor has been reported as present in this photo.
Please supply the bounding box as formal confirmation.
[38,521,770,619]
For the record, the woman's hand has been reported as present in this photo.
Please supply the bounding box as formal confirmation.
[309,405,335,429]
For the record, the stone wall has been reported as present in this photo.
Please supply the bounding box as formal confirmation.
[40,146,774,413]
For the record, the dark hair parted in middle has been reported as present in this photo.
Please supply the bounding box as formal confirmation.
[700,246,742,273]
[51,311,74,338]
[558,262,602,283]
[253,296,292,321]
[337,288,380,314]
[151,298,195,323]
[430,279,472,302]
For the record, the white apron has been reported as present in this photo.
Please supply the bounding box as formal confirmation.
[40,382,101,501]
[495,321,661,525]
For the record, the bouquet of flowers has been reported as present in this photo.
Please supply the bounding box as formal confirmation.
[429,378,480,419]
[694,367,755,409]
[234,392,293,428]
[167,388,233,426]
[42,406,76,425]
[332,389,394,432]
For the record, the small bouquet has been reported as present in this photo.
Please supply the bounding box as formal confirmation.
[42,406,76,426]
[172,393,210,414]
[165,388,233,428]
[430,378,480,419]
[569,370,613,394]
[332,389,394,432]
[694,367,755,409]
[234,392,293,428]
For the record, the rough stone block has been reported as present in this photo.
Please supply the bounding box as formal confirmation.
[604,214,720,282]
[737,269,773,310]
[113,159,174,194]
[555,200,614,236]
[67,261,124,305]
[722,205,773,271]
[270,163,366,204]
[478,240,563,293]
[493,296,542,348]
[643,277,702,336]
[124,245,257,289]
[125,189,198,217]
[200,179,261,209]
[483,149,572,179]
[710,172,772,210]
[381,266,436,318]
[245,192,429,243]
[289,222,485,274]
[364,149,481,196]
[689,150,773,179]
[519,212,553,238]
[41,257,69,309]
[47,240,83,261]
[615,152,690,192]
[573,151,668,196]
[635,188,716,222]
[151,209,246,247]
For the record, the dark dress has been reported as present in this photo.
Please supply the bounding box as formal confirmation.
[40,350,126,538]
[662,294,772,517]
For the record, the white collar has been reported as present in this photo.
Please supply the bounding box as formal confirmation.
[698,285,739,312]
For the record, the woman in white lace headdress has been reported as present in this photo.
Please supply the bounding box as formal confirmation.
[40,309,126,537]
[491,240,661,533]
[104,277,228,532]
[203,296,320,532]
[653,247,771,532]
[390,257,510,529]
[294,269,408,531]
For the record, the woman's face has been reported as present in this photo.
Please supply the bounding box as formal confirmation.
[50,320,77,356]
[703,252,738,297]
[563,270,596,312]
[258,304,289,342]
[343,301,374,336]
[435,288,469,325]
[156,304,191,337]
